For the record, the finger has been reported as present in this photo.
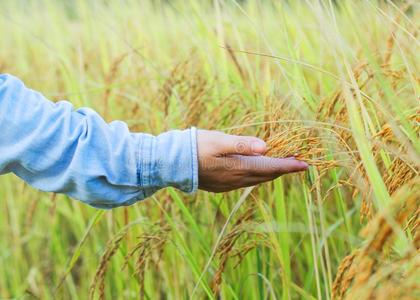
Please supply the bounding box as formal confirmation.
[232,155,309,176]
[215,133,267,156]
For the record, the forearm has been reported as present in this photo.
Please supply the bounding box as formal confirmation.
[0,74,198,209]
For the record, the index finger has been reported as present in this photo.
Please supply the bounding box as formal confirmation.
[233,155,309,177]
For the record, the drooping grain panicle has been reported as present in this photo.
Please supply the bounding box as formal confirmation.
[89,229,128,300]
[122,223,170,300]
[332,177,420,300]
[210,203,270,296]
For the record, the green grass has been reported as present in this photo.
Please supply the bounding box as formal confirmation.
[0,1,418,299]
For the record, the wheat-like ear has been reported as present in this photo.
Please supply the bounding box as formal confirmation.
[89,229,128,300]
[331,178,420,299]
[331,250,359,300]
[210,202,270,297]
[102,52,129,119]
[121,223,170,300]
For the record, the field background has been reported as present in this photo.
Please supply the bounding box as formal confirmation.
[0,0,419,299]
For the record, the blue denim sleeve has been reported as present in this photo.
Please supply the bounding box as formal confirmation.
[0,74,198,209]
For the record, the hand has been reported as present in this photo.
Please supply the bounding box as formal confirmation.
[197,129,309,192]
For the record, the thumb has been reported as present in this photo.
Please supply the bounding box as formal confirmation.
[217,133,267,156]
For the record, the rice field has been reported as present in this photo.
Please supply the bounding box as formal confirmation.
[0,0,419,299]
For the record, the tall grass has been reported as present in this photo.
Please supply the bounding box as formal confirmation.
[0,0,418,299]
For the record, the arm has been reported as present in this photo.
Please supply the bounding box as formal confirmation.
[0,74,197,209]
[0,74,308,209]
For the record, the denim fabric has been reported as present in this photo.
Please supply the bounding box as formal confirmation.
[0,74,198,209]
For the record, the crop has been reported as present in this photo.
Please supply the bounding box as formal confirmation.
[0,1,418,299]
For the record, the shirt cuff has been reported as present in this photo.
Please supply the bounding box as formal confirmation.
[137,127,199,195]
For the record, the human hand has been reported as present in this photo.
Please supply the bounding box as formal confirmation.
[197,129,309,192]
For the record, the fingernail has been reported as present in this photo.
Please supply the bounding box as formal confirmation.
[299,161,309,169]
[252,140,267,155]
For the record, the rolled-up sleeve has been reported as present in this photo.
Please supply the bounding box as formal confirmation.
[0,74,198,209]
